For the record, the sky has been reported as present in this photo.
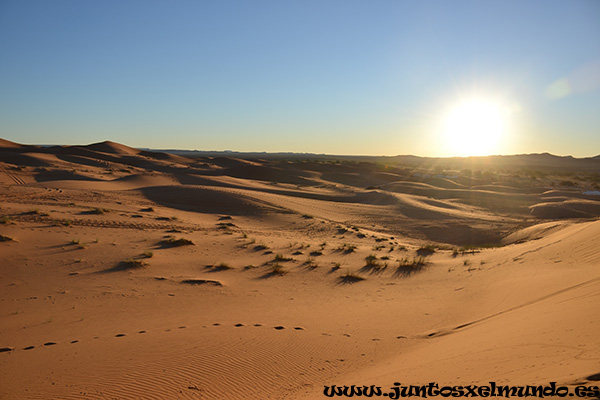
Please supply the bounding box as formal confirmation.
[0,0,599,157]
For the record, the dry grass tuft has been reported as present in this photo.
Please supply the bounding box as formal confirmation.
[120,259,147,269]
[394,256,428,277]
[338,271,365,283]
[268,263,287,276]
[273,253,294,262]
[213,262,234,271]
[416,245,436,256]
[397,256,427,268]
[88,208,109,215]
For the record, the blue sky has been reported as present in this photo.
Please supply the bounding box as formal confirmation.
[1,0,598,156]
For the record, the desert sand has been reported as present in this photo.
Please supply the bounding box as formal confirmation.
[1,139,599,399]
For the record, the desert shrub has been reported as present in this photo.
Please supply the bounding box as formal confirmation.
[180,279,222,286]
[365,254,379,267]
[559,180,577,187]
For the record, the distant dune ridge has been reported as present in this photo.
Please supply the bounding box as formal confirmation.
[2,139,600,236]
[1,139,599,399]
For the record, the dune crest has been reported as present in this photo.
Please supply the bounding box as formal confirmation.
[79,140,141,155]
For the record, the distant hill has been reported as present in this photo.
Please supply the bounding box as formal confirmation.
[2,139,598,172]
[145,148,600,172]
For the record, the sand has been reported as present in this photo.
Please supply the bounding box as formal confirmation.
[1,139,599,399]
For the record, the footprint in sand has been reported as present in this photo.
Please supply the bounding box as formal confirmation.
[586,372,600,381]
[1,322,311,354]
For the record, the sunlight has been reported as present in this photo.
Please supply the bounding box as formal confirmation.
[440,97,508,156]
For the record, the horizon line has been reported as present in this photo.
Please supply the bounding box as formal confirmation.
[2,138,600,160]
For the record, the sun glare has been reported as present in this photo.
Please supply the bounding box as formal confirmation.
[441,98,508,157]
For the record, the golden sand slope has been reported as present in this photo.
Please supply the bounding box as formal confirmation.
[1,140,599,399]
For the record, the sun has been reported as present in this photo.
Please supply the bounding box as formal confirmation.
[440,97,508,156]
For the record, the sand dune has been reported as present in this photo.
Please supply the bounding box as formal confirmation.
[530,199,600,219]
[79,140,142,155]
[1,139,599,399]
